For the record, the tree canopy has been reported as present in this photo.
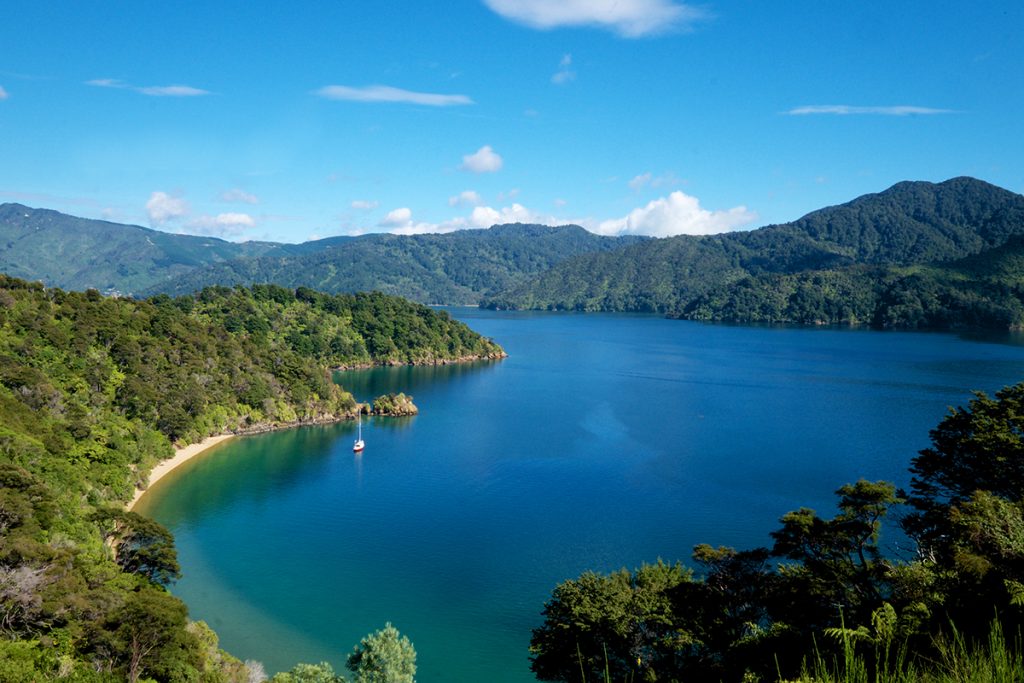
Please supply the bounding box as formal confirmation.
[530,384,1024,682]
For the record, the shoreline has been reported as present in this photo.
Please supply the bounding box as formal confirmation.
[127,435,235,511]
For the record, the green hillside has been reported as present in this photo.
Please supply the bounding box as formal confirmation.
[150,223,646,303]
[0,276,502,681]
[0,204,278,295]
[485,178,1024,328]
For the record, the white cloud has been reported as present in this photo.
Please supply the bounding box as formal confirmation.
[460,145,503,173]
[553,198,567,208]
[378,207,414,228]
[551,54,576,84]
[469,203,539,227]
[176,213,256,239]
[87,79,209,97]
[145,191,189,227]
[595,191,756,237]
[221,188,259,204]
[786,105,954,116]
[187,212,257,236]
[213,212,255,228]
[448,190,484,207]
[351,199,379,210]
[376,200,562,236]
[315,84,473,107]
[0,86,8,100]
[483,0,705,37]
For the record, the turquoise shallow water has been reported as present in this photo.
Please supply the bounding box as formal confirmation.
[136,312,1024,681]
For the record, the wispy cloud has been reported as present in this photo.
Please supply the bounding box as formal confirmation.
[0,86,9,100]
[628,171,683,191]
[221,188,260,204]
[315,84,473,107]
[86,78,128,89]
[460,145,503,174]
[786,105,954,116]
[483,0,706,38]
[137,85,210,97]
[351,199,379,210]
[87,78,210,97]
[551,54,576,84]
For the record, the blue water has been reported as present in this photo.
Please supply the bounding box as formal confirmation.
[136,312,1024,681]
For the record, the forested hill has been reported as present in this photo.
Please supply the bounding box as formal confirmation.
[0,276,502,680]
[483,177,1024,329]
[148,223,646,303]
[0,203,279,295]
[0,203,644,303]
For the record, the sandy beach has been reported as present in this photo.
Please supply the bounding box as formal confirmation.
[127,434,235,510]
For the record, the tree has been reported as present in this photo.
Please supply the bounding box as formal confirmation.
[904,384,1024,555]
[346,623,416,683]
[92,509,181,586]
[102,587,192,683]
[270,661,346,683]
[529,560,692,682]
[770,480,900,628]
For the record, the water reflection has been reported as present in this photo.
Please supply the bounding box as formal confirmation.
[334,359,502,401]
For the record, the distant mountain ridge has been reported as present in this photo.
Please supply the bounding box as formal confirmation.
[0,204,644,301]
[0,203,277,295]
[483,177,1024,328]
[147,223,647,303]
[5,177,1024,328]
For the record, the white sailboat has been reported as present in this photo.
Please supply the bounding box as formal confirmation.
[353,410,365,452]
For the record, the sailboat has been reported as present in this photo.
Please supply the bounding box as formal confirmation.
[353,410,365,452]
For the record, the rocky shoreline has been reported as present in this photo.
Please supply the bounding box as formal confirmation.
[333,350,507,371]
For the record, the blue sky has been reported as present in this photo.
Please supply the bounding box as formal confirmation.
[0,1,1021,243]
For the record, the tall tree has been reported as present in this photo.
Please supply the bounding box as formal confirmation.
[346,623,416,683]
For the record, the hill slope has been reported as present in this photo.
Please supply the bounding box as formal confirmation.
[0,276,502,680]
[484,178,1024,327]
[0,203,278,295]
[149,223,646,303]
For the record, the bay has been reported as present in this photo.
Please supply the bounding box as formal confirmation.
[135,311,1024,681]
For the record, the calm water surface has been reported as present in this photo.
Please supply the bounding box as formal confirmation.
[137,312,1024,681]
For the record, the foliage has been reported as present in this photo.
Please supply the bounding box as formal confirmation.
[530,560,693,681]
[0,275,496,681]
[151,224,646,305]
[270,661,347,683]
[0,202,277,296]
[532,383,1024,682]
[92,508,181,586]
[371,393,418,416]
[485,178,1024,330]
[346,622,417,683]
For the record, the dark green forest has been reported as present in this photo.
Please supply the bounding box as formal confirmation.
[0,205,642,304]
[529,384,1024,682]
[0,276,501,681]
[7,178,1024,330]
[147,224,646,304]
[484,178,1024,329]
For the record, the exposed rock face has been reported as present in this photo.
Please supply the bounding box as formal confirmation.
[371,393,418,417]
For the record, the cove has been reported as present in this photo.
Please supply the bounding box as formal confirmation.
[135,311,1024,681]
